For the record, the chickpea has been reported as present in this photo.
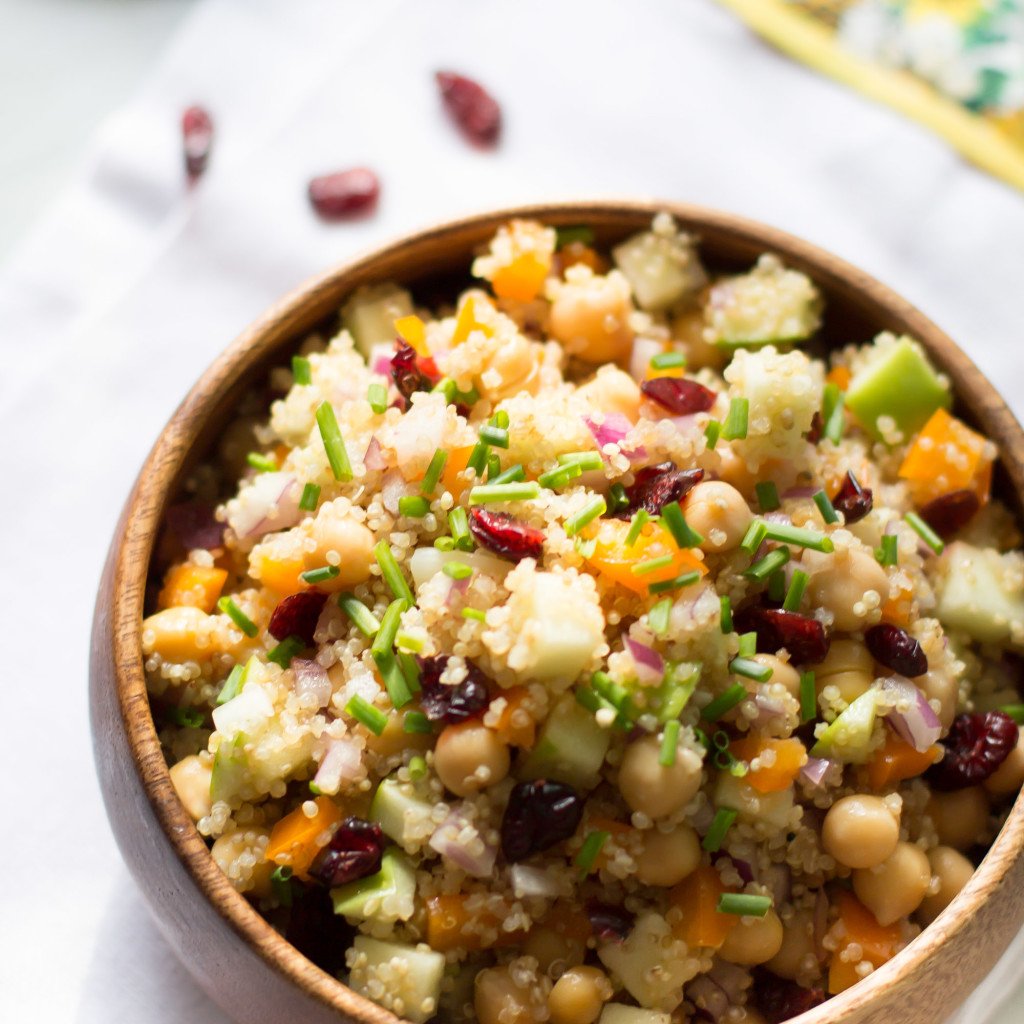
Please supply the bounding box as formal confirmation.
[917,671,958,730]
[816,639,874,679]
[683,481,753,553]
[853,841,931,926]
[549,269,634,364]
[806,549,889,632]
[210,828,273,897]
[304,513,375,591]
[718,908,784,966]
[142,605,219,663]
[433,721,510,797]
[985,732,1024,796]
[918,846,975,924]
[524,927,585,974]
[169,754,213,822]
[822,794,900,869]
[475,966,540,1024]
[635,824,702,886]
[765,909,816,981]
[547,967,611,1024]
[927,788,989,851]
[576,367,642,423]
[489,335,542,400]
[752,654,800,698]
[820,670,873,706]
[618,734,703,819]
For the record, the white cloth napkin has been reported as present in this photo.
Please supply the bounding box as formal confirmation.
[3,0,1023,1020]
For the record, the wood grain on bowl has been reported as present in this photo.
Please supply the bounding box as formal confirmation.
[90,200,1024,1024]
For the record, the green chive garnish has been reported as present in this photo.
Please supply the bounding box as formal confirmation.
[398,651,421,693]
[558,451,604,472]
[247,451,277,473]
[740,520,768,555]
[737,632,756,657]
[592,671,635,727]
[407,752,429,776]
[783,569,809,612]
[434,537,456,551]
[491,409,510,430]
[651,351,687,370]
[480,424,509,449]
[767,569,786,603]
[315,401,353,482]
[466,440,489,476]
[216,663,247,705]
[421,449,448,495]
[271,865,294,906]
[486,453,502,480]
[433,377,457,403]
[373,648,413,708]
[368,381,388,414]
[396,630,424,653]
[299,482,321,511]
[338,593,381,638]
[608,482,630,513]
[443,561,473,580]
[730,656,772,682]
[720,596,733,633]
[745,546,791,581]
[292,355,312,385]
[705,419,722,449]
[631,553,674,576]
[800,671,817,722]
[822,383,845,446]
[346,694,388,735]
[574,686,613,717]
[718,893,772,917]
[555,225,595,248]
[217,596,258,638]
[876,534,899,567]
[398,495,431,518]
[268,636,305,668]
[448,507,473,550]
[565,497,607,537]
[702,683,748,721]
[625,510,650,548]
[490,463,526,485]
[300,564,340,585]
[661,501,704,548]
[813,489,839,525]
[722,398,749,440]
[659,720,681,766]
[999,704,1024,725]
[539,462,583,490]
[575,536,597,558]
[760,521,834,553]
[403,712,433,736]
[649,598,672,636]
[647,570,701,594]
[702,808,738,853]
[169,706,206,728]
[372,598,408,658]
[906,511,945,554]
[373,541,415,605]
[575,830,610,877]
[462,607,486,622]
[755,481,780,512]
[469,482,541,505]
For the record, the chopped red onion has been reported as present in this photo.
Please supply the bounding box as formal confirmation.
[166,501,224,551]
[628,338,664,382]
[781,486,817,500]
[292,658,332,708]
[687,975,730,1022]
[369,343,393,377]
[582,413,647,463]
[715,853,754,884]
[313,735,363,794]
[625,637,664,684]
[880,675,941,752]
[363,436,387,472]
[228,472,301,541]
[445,573,471,607]
[381,469,411,516]
[761,862,792,906]
[763,511,793,526]
[429,805,497,877]
[800,756,832,787]
[510,863,571,899]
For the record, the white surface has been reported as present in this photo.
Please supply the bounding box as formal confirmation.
[2,0,1024,1019]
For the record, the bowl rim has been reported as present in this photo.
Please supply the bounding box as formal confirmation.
[104,198,1024,1024]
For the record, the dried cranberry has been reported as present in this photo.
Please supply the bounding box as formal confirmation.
[435,71,501,146]
[919,489,981,538]
[806,411,823,446]
[308,816,384,887]
[182,105,213,179]
[641,377,717,415]
[418,655,490,725]
[750,969,826,1024]
[927,711,1019,790]
[165,501,224,551]
[734,606,830,664]
[501,779,584,861]
[831,471,873,524]
[469,508,544,562]
[617,462,705,517]
[865,624,928,677]
[284,884,356,975]
[307,168,380,220]
[268,591,327,645]
[390,340,438,405]
[586,899,634,943]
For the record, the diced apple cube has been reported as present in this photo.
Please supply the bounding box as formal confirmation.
[936,541,1024,645]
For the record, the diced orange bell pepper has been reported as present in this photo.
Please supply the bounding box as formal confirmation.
[451,296,494,346]
[540,902,593,943]
[582,519,707,596]
[729,737,806,794]
[898,408,993,507]
[158,563,228,613]
[425,894,525,952]
[442,445,476,492]
[881,576,915,629]
[265,795,343,880]
[394,314,429,356]
[670,865,738,950]
[866,732,939,791]
[251,549,306,597]
[826,366,852,391]
[828,892,902,994]
[491,252,550,303]
[491,686,537,748]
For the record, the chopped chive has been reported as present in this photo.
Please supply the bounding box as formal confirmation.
[346,694,388,735]
[271,865,294,906]
[462,607,486,622]
[649,598,672,636]
[432,377,457,403]
[718,893,772,918]
[565,497,607,537]
[434,536,456,551]
[631,553,674,576]
[217,596,259,638]
[169,706,206,728]
[558,451,604,472]
[720,596,733,634]
[338,593,381,638]
[396,630,423,653]
[268,635,305,668]
[448,507,473,550]
[702,683,749,721]
[373,648,413,708]
[421,449,449,495]
[722,398,749,440]
[491,409,510,430]
[659,720,681,766]
[480,425,509,449]
[740,520,768,555]
[443,561,473,580]
[368,381,389,414]
[999,704,1024,725]
[761,521,834,553]
[398,495,431,518]
[574,686,614,717]
[876,534,899,567]
[813,489,839,525]
[490,463,525,485]
[247,451,277,473]
[625,509,650,548]
[398,651,421,693]
[783,569,809,612]
[730,656,773,682]
[469,482,541,505]
[372,598,408,658]
[767,569,786,603]
[906,511,945,554]
[661,501,704,548]
[299,482,321,512]
[608,482,630,513]
[592,671,634,727]
[486,453,502,480]
[539,462,584,489]
[738,632,757,657]
[466,440,489,476]
[702,808,738,853]
[575,536,597,558]
[755,481,780,512]
[291,355,312,386]
[705,419,722,449]
[407,753,429,777]
[555,224,595,248]
[300,564,340,585]
[651,350,687,370]
[315,402,353,482]
[659,663,701,721]
[216,663,246,705]
[403,713,433,737]
[373,541,415,605]
[800,671,817,722]
[822,384,845,446]
[745,546,791,581]
[647,570,701,595]
[575,829,610,877]
[458,385,481,407]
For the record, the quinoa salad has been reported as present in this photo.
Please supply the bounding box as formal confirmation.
[145,215,1024,1024]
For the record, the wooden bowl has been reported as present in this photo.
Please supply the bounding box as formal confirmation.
[90,200,1024,1024]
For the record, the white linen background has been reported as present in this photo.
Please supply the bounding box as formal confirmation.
[2,0,1023,1019]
